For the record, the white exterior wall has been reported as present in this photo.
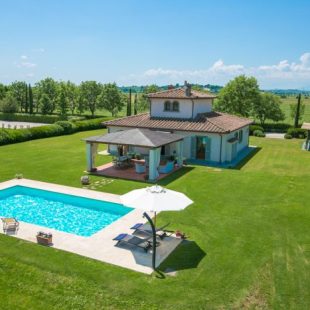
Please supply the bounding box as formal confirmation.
[106,125,250,163]
[150,98,213,119]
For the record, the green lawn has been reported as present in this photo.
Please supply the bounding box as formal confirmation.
[0,130,309,309]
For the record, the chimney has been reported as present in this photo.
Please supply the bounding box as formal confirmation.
[184,81,191,97]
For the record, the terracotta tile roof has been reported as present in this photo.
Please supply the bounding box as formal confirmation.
[104,112,253,134]
[147,87,216,99]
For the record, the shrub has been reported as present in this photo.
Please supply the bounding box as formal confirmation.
[73,117,107,131]
[0,116,112,146]
[250,125,264,135]
[286,128,307,139]
[0,94,19,113]
[253,130,265,137]
[284,134,292,139]
[261,123,291,133]
[55,121,76,134]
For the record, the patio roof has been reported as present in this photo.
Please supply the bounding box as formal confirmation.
[84,128,184,148]
[301,122,310,130]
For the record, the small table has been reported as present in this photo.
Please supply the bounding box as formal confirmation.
[36,232,53,246]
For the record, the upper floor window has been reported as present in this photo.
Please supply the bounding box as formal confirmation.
[172,101,179,112]
[164,100,171,111]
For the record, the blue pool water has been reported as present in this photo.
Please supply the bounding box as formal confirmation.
[0,186,132,237]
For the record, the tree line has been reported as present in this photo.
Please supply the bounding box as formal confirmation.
[0,78,156,117]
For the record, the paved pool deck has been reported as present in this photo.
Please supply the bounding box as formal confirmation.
[0,179,182,274]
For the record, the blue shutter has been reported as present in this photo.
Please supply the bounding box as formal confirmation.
[191,136,196,159]
[205,137,211,161]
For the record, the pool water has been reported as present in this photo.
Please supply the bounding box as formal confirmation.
[0,186,132,237]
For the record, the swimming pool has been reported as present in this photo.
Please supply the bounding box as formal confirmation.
[0,185,132,237]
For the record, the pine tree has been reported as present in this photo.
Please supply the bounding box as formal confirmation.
[28,84,34,114]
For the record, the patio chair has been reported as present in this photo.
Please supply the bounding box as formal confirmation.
[158,161,174,174]
[113,233,153,252]
[1,217,19,233]
[131,222,173,240]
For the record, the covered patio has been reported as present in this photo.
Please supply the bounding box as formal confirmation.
[83,128,185,181]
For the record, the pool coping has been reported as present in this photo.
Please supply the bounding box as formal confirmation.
[0,179,182,274]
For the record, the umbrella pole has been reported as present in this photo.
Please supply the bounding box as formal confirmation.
[143,212,156,271]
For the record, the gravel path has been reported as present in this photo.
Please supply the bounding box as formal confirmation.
[0,121,48,129]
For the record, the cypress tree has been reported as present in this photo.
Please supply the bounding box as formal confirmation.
[127,88,132,116]
[25,83,29,113]
[134,93,138,115]
[28,84,34,114]
[294,94,301,128]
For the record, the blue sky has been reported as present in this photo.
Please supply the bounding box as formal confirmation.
[1,0,310,88]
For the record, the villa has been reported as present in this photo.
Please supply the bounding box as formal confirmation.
[84,82,253,181]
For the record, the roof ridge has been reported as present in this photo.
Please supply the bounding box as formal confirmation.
[200,112,227,132]
[147,87,183,95]
[104,112,149,124]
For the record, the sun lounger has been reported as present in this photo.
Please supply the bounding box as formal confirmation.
[1,217,19,233]
[113,233,153,252]
[130,222,173,240]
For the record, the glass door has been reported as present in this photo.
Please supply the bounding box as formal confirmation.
[196,136,206,160]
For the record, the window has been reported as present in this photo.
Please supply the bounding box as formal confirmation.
[172,101,179,112]
[238,130,243,143]
[164,100,171,111]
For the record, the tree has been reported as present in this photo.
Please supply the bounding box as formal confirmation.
[79,81,102,117]
[126,88,132,116]
[0,83,8,100]
[65,81,78,115]
[35,78,58,113]
[290,95,305,127]
[215,75,260,117]
[24,83,29,113]
[28,84,34,114]
[10,81,27,112]
[98,83,125,117]
[40,94,53,115]
[144,84,160,94]
[252,93,285,125]
[57,84,68,116]
[0,92,19,113]
[134,93,138,115]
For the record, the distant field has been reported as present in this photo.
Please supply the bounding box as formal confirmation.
[280,96,310,124]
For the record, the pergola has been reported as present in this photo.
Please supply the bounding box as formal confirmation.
[301,123,310,151]
[83,128,184,181]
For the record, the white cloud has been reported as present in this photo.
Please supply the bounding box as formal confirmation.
[125,53,310,88]
[20,55,28,60]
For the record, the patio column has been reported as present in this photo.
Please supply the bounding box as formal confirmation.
[176,140,184,167]
[149,147,161,181]
[86,142,98,172]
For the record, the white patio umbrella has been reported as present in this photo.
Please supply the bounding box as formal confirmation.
[120,185,193,270]
[120,185,193,225]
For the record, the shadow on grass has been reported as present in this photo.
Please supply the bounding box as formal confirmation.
[157,240,206,276]
[233,147,262,170]
[158,166,195,186]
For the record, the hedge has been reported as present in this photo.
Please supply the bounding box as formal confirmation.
[250,125,264,135]
[0,117,109,146]
[286,127,307,139]
[261,123,291,133]
[0,113,66,124]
